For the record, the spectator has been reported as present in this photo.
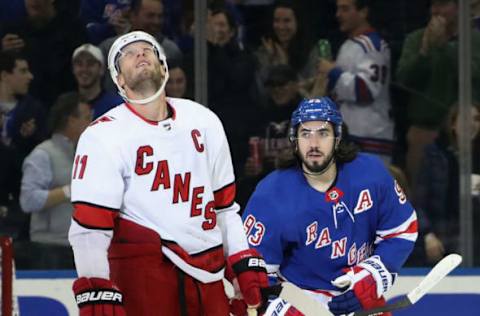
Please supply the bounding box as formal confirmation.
[235,0,275,48]
[413,104,480,264]
[72,43,123,119]
[237,65,301,207]
[182,7,256,179]
[254,0,318,103]
[0,0,87,107]
[245,64,302,177]
[318,0,394,162]
[99,0,183,92]
[396,0,480,184]
[79,0,132,44]
[206,8,256,111]
[18,92,91,268]
[166,63,190,98]
[0,51,46,162]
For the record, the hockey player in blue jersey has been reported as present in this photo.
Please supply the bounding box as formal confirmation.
[242,97,418,316]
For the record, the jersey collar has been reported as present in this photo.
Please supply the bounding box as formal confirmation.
[125,102,176,126]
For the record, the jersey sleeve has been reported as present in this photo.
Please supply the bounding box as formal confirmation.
[242,182,285,272]
[71,128,125,230]
[373,163,418,273]
[329,37,390,104]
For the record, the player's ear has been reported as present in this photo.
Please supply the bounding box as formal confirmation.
[117,73,125,88]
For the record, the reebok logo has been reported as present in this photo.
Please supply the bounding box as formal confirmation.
[76,290,123,306]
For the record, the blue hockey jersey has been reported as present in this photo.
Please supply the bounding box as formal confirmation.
[242,153,417,291]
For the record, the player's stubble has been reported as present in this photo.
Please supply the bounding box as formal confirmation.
[124,62,164,97]
[299,141,336,174]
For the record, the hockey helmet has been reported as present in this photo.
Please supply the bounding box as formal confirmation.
[108,31,169,104]
[289,97,343,141]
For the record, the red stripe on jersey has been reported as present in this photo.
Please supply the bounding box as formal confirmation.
[355,77,373,103]
[214,183,236,208]
[382,219,418,240]
[73,203,119,229]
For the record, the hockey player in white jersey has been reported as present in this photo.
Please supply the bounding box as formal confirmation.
[318,0,394,161]
[68,31,268,316]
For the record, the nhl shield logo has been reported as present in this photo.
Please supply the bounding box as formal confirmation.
[325,187,344,203]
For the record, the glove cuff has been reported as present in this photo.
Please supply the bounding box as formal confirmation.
[228,249,267,275]
[73,277,123,307]
[358,255,394,297]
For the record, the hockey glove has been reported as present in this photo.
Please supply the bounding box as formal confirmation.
[227,249,269,309]
[328,256,394,316]
[73,277,126,316]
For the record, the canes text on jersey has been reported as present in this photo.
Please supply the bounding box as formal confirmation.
[135,144,216,230]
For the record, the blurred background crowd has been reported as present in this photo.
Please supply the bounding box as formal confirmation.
[0,0,479,269]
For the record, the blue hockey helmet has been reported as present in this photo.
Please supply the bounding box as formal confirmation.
[289,97,343,141]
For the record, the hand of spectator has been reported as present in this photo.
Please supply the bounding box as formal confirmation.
[20,118,36,138]
[317,58,335,75]
[261,37,288,65]
[244,157,263,177]
[421,16,448,55]
[109,10,130,35]
[1,34,25,51]
[424,232,445,263]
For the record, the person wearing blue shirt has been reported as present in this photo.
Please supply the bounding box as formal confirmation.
[242,97,418,315]
[72,43,122,119]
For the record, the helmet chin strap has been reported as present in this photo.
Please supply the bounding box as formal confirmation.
[120,71,169,105]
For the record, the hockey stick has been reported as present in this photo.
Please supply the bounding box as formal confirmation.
[273,253,462,316]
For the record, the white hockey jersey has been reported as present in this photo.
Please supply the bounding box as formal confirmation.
[328,30,394,155]
[70,98,243,282]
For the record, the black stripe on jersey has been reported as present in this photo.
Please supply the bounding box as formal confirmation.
[213,181,235,193]
[72,201,120,212]
[162,239,223,257]
[72,216,114,231]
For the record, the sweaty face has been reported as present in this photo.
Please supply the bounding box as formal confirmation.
[296,121,337,174]
[336,0,366,34]
[273,7,297,45]
[117,41,165,96]
[73,53,103,89]
[4,60,34,96]
[166,67,187,98]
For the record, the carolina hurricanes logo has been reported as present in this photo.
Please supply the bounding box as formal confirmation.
[325,187,344,203]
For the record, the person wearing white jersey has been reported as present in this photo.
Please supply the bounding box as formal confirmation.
[68,30,268,316]
[318,0,394,162]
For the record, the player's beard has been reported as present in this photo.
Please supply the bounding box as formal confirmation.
[125,63,164,97]
[299,146,335,175]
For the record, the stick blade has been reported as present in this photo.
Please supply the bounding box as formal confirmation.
[407,253,462,304]
[279,282,333,316]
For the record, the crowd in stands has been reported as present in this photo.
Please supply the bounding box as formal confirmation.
[0,0,479,268]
